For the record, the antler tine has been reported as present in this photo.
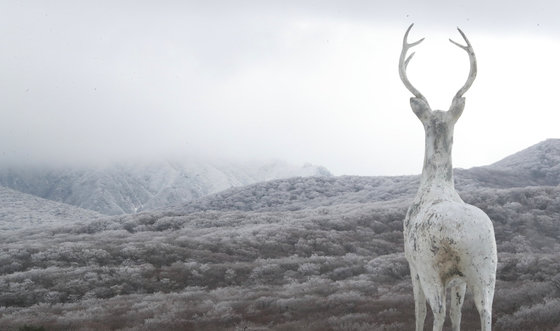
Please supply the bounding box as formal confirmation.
[399,24,428,105]
[449,27,477,100]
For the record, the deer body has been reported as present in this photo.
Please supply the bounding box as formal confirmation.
[399,25,497,331]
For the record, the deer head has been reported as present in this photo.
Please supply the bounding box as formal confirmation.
[399,24,477,167]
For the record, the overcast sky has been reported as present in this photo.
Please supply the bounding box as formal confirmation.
[1,1,559,175]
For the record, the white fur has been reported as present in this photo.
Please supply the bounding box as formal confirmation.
[399,26,498,331]
[404,106,498,331]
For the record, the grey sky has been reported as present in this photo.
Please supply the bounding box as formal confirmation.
[1,1,559,175]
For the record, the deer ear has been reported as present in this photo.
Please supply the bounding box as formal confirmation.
[449,97,465,121]
[410,97,431,121]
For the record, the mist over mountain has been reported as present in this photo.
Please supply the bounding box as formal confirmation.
[1,140,557,218]
[0,158,331,215]
[177,139,560,215]
[1,139,559,330]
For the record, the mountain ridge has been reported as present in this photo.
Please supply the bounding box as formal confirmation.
[488,138,560,185]
[176,139,560,214]
[0,185,103,231]
[1,139,558,217]
[0,158,331,215]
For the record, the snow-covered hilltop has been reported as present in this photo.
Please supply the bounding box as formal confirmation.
[177,139,560,215]
[0,158,331,215]
[0,185,103,231]
[489,138,560,184]
[1,139,558,217]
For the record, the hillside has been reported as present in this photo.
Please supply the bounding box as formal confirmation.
[175,139,560,214]
[0,159,330,215]
[2,140,557,218]
[177,175,418,214]
[0,185,103,231]
[489,138,560,185]
[1,185,559,330]
[0,139,559,330]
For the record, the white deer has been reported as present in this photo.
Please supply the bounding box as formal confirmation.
[399,24,497,331]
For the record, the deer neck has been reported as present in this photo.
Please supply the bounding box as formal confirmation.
[405,132,461,226]
[418,124,457,196]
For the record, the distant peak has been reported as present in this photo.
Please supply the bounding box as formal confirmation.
[488,139,560,186]
[540,138,560,145]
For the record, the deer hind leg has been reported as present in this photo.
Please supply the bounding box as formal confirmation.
[421,278,446,331]
[449,282,466,331]
[410,264,427,331]
[471,277,495,331]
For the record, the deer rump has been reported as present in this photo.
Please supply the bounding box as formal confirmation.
[405,201,496,289]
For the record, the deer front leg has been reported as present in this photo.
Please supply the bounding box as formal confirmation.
[410,263,427,331]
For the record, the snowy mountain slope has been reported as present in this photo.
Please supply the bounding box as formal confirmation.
[1,184,559,330]
[1,140,560,329]
[451,139,560,191]
[488,138,560,185]
[491,138,560,171]
[0,185,103,231]
[177,139,560,214]
[0,159,331,215]
[2,139,556,218]
[177,175,419,214]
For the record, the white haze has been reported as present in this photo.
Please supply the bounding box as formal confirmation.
[1,1,559,175]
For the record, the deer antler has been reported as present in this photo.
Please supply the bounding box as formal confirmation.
[399,24,429,107]
[449,27,477,101]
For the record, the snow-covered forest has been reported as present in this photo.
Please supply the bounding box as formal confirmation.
[0,159,330,215]
[1,140,560,330]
